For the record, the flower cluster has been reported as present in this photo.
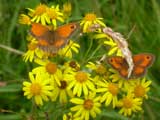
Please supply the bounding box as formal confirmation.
[20,3,152,120]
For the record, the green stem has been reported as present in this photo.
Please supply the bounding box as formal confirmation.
[84,38,93,60]
[83,43,102,65]
[31,99,38,120]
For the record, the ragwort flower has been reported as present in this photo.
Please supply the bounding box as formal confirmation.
[50,70,73,104]
[66,71,95,97]
[86,62,109,81]
[94,33,122,56]
[129,78,152,99]
[19,14,31,25]
[28,4,50,25]
[46,5,64,28]
[80,13,105,33]
[32,59,61,86]
[70,93,101,120]
[23,72,53,105]
[58,40,80,58]
[23,40,45,62]
[96,80,119,108]
[117,92,142,116]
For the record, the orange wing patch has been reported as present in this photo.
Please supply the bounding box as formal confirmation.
[53,39,67,48]
[107,53,155,79]
[38,39,49,46]
[56,23,78,38]
[31,23,49,37]
[30,22,78,53]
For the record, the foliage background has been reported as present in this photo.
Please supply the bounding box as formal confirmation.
[0,0,160,120]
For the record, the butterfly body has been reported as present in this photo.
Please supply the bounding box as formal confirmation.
[107,53,155,79]
[30,22,79,53]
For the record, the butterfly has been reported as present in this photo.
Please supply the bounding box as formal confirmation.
[107,53,155,79]
[30,22,79,53]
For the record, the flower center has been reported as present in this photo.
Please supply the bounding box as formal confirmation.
[75,71,88,83]
[30,83,41,95]
[96,65,106,75]
[123,97,133,109]
[84,13,97,21]
[83,99,94,110]
[34,4,47,16]
[46,8,58,19]
[28,43,38,50]
[134,85,145,97]
[59,80,67,89]
[45,62,57,74]
[108,83,119,96]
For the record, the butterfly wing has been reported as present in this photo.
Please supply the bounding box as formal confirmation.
[52,23,79,49]
[132,53,155,78]
[107,56,129,78]
[30,22,78,53]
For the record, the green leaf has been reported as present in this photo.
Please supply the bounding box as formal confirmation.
[0,84,22,93]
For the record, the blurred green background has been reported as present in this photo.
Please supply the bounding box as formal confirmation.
[0,0,160,120]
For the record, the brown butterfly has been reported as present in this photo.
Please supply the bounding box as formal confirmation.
[30,22,79,53]
[107,53,155,79]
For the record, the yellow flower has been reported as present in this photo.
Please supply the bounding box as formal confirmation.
[19,14,31,25]
[129,78,152,99]
[109,69,136,88]
[117,92,142,116]
[58,40,80,58]
[22,72,53,105]
[32,59,61,86]
[66,71,95,97]
[80,13,106,33]
[63,112,82,120]
[46,5,64,28]
[49,70,74,104]
[62,2,72,19]
[23,41,45,62]
[70,93,101,120]
[86,62,109,81]
[94,33,122,56]
[28,4,50,25]
[96,80,119,108]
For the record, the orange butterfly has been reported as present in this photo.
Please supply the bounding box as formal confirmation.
[30,22,79,53]
[107,53,155,79]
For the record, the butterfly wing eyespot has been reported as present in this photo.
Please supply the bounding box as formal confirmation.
[107,56,129,78]
[107,57,128,70]
[133,53,155,67]
[131,53,155,78]
[107,53,155,79]
[48,23,78,50]
[55,23,78,38]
